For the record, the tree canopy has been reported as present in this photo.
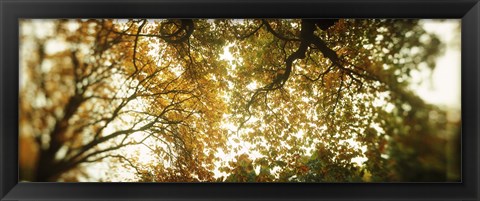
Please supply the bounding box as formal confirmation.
[19,19,460,182]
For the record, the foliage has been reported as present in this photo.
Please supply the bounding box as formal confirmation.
[19,19,460,182]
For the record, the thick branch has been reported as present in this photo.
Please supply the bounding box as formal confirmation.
[239,20,315,133]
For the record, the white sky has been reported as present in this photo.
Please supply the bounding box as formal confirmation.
[413,20,461,110]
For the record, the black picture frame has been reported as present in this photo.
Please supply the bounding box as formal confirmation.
[1,0,479,200]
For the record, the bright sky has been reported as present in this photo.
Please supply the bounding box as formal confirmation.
[413,20,461,110]
[412,20,461,123]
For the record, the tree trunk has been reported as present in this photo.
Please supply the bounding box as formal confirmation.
[34,148,58,181]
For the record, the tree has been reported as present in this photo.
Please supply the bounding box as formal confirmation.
[19,19,460,182]
[20,19,225,181]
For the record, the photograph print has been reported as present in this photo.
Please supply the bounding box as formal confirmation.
[19,19,461,182]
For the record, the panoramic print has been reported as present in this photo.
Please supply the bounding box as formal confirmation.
[19,19,461,182]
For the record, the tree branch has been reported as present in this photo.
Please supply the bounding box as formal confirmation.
[262,20,300,41]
